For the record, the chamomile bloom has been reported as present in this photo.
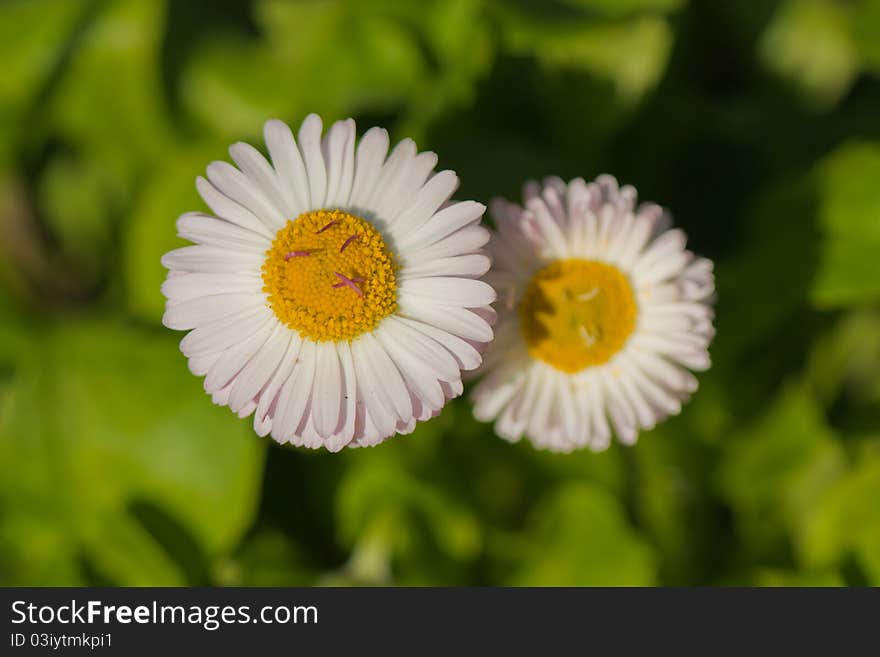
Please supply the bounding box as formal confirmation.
[161,114,495,451]
[472,175,715,452]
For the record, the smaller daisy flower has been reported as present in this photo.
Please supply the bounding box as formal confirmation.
[161,114,495,451]
[472,175,715,452]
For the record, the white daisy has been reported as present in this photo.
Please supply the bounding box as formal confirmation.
[471,175,715,452]
[161,114,495,451]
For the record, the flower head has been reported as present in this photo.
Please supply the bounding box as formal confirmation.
[472,175,715,452]
[161,114,495,451]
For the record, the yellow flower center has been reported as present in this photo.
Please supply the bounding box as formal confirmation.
[261,209,397,342]
[519,259,637,373]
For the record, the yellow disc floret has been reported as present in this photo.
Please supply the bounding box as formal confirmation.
[519,259,637,373]
[262,209,397,342]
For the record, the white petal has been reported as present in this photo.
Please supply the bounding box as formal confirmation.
[176,212,270,252]
[196,177,274,239]
[382,317,460,382]
[617,205,663,269]
[323,119,356,208]
[179,307,269,357]
[598,368,637,444]
[441,378,463,399]
[396,316,482,371]
[383,151,439,223]
[501,365,542,441]
[273,340,316,442]
[326,341,358,451]
[313,342,343,439]
[630,349,699,393]
[409,225,490,261]
[237,399,257,419]
[618,352,682,416]
[204,319,274,394]
[400,277,496,307]
[161,245,264,274]
[631,333,711,370]
[211,382,232,406]
[228,141,290,229]
[541,181,567,224]
[254,332,302,431]
[400,201,486,253]
[356,332,413,422]
[161,272,261,303]
[162,293,265,330]
[614,362,658,430]
[526,368,555,442]
[349,127,389,209]
[189,352,221,377]
[390,169,458,239]
[472,360,526,422]
[297,113,327,210]
[374,323,444,410]
[632,229,687,279]
[366,139,417,221]
[228,323,288,413]
[555,376,584,447]
[525,197,568,257]
[350,338,397,439]
[635,250,690,286]
[263,119,309,216]
[398,296,493,342]
[207,161,285,231]
[604,211,635,264]
[400,253,491,279]
[583,375,611,451]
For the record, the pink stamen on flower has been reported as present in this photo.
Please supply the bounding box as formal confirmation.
[340,234,360,253]
[332,272,364,297]
[284,250,310,260]
[316,219,340,234]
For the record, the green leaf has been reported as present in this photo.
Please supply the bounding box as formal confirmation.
[851,0,880,71]
[810,142,880,308]
[181,0,425,139]
[123,141,228,323]
[722,141,880,345]
[37,151,117,285]
[510,481,656,586]
[336,433,482,584]
[716,177,819,355]
[800,456,880,584]
[389,0,494,138]
[532,442,628,498]
[184,0,493,141]
[219,531,310,586]
[27,0,179,284]
[0,0,89,167]
[717,383,846,558]
[560,0,685,16]
[631,427,718,584]
[498,8,674,104]
[0,319,264,585]
[759,0,858,109]
[749,568,843,586]
[806,310,880,407]
[48,0,174,174]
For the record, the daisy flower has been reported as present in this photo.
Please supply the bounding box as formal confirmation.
[161,114,495,451]
[471,175,715,452]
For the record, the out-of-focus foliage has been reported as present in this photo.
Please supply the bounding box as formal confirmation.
[1,0,879,586]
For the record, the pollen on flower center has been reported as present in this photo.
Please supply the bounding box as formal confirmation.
[519,258,637,373]
[262,209,397,341]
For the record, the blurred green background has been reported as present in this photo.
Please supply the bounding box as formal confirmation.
[2,0,880,587]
